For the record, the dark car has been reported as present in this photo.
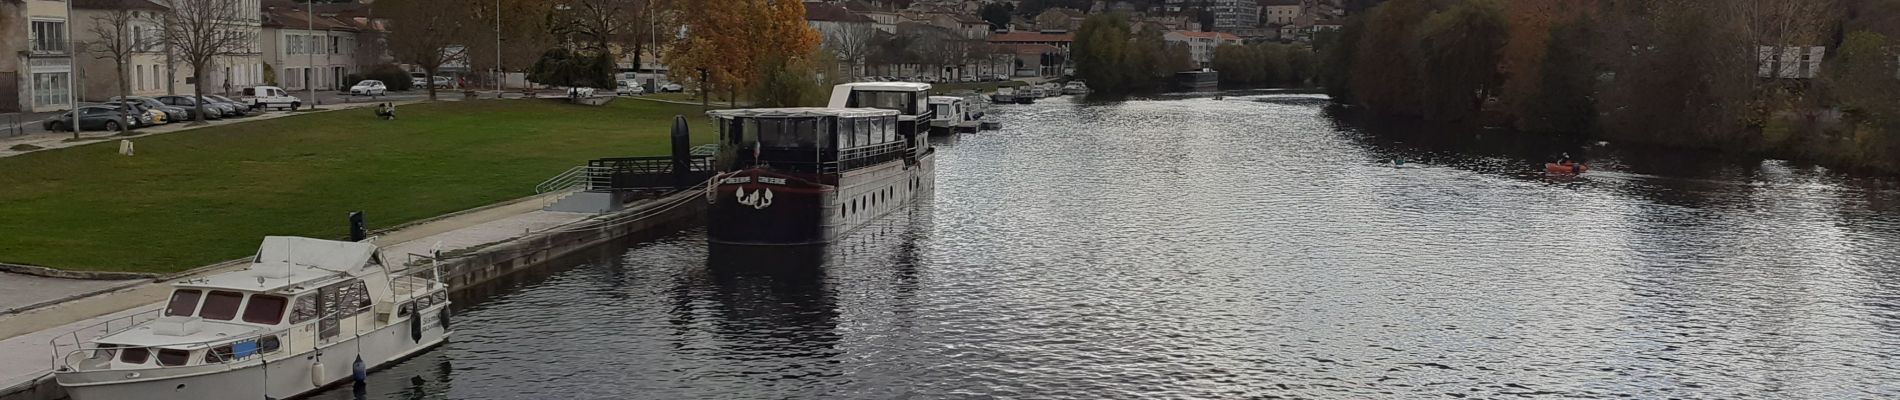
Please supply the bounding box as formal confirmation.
[205,95,250,116]
[84,101,157,127]
[42,106,136,132]
[197,96,241,117]
[115,96,188,123]
[155,95,222,120]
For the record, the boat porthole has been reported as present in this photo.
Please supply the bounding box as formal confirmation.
[176,384,186,391]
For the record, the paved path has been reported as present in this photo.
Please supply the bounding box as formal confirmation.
[0,274,143,316]
[0,192,578,391]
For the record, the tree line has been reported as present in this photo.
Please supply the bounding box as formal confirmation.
[1321,0,1900,173]
[1211,43,1318,88]
[1071,14,1194,95]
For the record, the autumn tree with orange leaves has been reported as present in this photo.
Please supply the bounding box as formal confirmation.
[664,0,821,106]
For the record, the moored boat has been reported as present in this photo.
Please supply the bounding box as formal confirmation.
[1545,162,1587,174]
[51,236,452,400]
[1062,81,1090,95]
[706,83,937,246]
[928,96,979,134]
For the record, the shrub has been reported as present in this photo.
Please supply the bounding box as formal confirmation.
[364,64,414,91]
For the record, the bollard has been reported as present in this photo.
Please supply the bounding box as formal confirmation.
[118,140,135,156]
[348,212,366,241]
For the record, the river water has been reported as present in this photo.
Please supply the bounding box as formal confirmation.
[315,93,1900,399]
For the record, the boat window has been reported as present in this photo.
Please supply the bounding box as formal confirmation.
[92,344,118,361]
[398,302,414,318]
[852,91,913,113]
[856,118,874,146]
[756,118,818,148]
[431,291,447,307]
[838,119,855,148]
[740,118,759,144]
[206,345,233,363]
[164,289,201,317]
[353,280,373,310]
[120,347,149,364]
[242,294,288,324]
[258,335,281,354]
[156,349,190,366]
[198,290,244,321]
[289,294,318,324]
[879,117,894,143]
[417,294,433,309]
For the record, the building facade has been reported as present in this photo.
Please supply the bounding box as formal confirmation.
[1210,0,1260,32]
[1163,30,1242,68]
[262,3,358,92]
[72,0,178,101]
[8,0,78,112]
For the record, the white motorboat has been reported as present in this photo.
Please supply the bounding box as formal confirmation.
[51,236,452,400]
[928,96,980,134]
[1062,81,1090,95]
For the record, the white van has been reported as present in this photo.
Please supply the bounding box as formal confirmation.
[239,86,303,111]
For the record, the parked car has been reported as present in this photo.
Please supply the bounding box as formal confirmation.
[614,80,643,96]
[154,95,221,120]
[431,76,455,89]
[89,100,161,126]
[659,82,684,92]
[239,86,302,111]
[206,95,251,116]
[113,96,187,123]
[42,105,136,132]
[349,80,388,96]
[198,95,244,117]
[565,87,597,97]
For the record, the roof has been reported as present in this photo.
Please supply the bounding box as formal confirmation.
[181,236,378,293]
[996,43,1065,54]
[988,32,1075,43]
[805,3,875,23]
[927,96,965,104]
[262,4,360,31]
[707,108,900,119]
[1263,0,1303,6]
[1167,31,1242,41]
[72,0,167,11]
[835,82,933,92]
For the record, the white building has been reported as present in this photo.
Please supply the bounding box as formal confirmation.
[1757,46,1825,79]
[262,3,360,93]
[73,0,179,101]
[7,0,78,112]
[1164,30,1242,68]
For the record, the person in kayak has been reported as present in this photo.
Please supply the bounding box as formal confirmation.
[1557,152,1573,165]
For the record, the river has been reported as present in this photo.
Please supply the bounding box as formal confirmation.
[314,92,1900,399]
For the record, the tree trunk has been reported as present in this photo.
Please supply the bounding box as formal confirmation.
[193,64,208,123]
[117,61,129,132]
[425,68,438,101]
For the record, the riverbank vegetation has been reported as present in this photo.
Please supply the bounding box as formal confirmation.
[1072,14,1195,95]
[0,100,713,273]
[1322,0,1900,173]
[1211,43,1319,88]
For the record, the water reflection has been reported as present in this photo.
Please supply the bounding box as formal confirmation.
[315,92,1900,399]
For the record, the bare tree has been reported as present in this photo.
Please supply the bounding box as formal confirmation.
[565,0,642,63]
[161,0,254,123]
[377,0,469,100]
[825,23,880,78]
[88,3,156,129]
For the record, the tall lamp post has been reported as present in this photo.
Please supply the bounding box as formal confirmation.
[66,0,79,137]
[307,0,318,110]
[496,0,502,96]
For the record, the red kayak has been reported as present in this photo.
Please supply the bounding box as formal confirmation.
[1545,162,1587,174]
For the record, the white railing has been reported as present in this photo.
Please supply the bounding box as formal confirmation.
[534,165,591,195]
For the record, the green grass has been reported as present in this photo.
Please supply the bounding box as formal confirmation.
[0,99,715,273]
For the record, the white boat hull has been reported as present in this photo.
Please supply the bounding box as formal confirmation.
[59,309,450,400]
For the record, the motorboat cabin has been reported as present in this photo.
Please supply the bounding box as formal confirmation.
[52,237,451,400]
[706,107,936,246]
[828,82,934,139]
[927,96,979,134]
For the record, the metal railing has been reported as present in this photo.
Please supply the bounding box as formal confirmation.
[534,165,592,195]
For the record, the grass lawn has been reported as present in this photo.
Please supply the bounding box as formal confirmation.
[0,99,715,273]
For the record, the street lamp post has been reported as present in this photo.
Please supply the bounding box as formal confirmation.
[307,0,318,110]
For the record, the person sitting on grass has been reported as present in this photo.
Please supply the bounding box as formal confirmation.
[376,102,396,120]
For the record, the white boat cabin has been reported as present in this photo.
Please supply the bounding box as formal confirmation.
[56,237,447,374]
